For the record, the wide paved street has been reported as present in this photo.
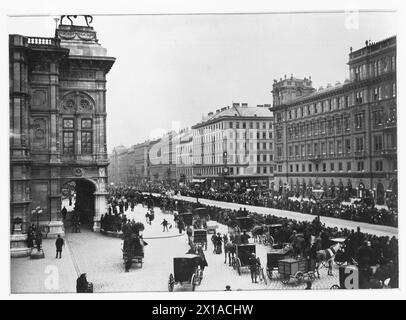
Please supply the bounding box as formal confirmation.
[12,203,339,293]
[168,194,398,238]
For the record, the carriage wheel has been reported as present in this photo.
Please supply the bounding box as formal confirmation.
[191,274,196,291]
[295,271,304,282]
[168,274,174,292]
[281,274,290,285]
[236,258,241,275]
[330,284,340,289]
[308,272,316,281]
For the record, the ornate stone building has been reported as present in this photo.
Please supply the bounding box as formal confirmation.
[10,18,115,256]
[271,36,396,204]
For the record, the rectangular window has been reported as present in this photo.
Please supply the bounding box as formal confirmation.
[290,165,293,173]
[357,161,364,172]
[63,132,74,154]
[347,162,352,171]
[374,135,383,151]
[355,113,364,130]
[308,164,312,172]
[263,167,267,174]
[339,162,343,171]
[296,164,299,172]
[278,165,282,173]
[315,163,319,172]
[302,164,305,172]
[229,122,233,128]
[330,163,335,171]
[345,139,351,153]
[322,163,326,172]
[337,140,342,154]
[375,160,383,172]
[355,137,364,152]
[263,155,267,162]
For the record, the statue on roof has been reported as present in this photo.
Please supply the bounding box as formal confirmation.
[60,15,93,27]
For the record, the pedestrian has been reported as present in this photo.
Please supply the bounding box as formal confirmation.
[161,219,169,232]
[55,234,64,259]
[248,253,258,283]
[35,231,42,252]
[224,285,232,291]
[187,225,193,241]
[61,206,67,220]
[305,280,312,290]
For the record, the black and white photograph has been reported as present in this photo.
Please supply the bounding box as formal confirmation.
[2,1,404,299]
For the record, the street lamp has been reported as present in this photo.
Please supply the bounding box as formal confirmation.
[30,206,45,259]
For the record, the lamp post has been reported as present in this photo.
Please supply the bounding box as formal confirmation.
[30,206,45,259]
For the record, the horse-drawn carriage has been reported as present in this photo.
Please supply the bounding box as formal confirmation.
[277,257,316,285]
[168,254,203,292]
[266,246,292,279]
[193,229,208,250]
[122,235,146,272]
[180,212,194,227]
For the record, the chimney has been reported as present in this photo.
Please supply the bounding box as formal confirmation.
[257,104,263,108]
[208,112,214,117]
[241,103,248,108]
[221,107,227,111]
[232,103,240,108]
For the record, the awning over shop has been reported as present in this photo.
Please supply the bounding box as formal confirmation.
[191,178,206,183]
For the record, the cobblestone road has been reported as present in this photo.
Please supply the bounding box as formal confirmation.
[65,204,338,293]
[12,200,340,293]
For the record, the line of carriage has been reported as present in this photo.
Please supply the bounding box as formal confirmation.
[122,206,346,290]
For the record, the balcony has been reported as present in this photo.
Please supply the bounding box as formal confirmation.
[25,36,61,48]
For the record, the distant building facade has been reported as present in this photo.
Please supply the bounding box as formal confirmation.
[271,36,397,204]
[175,129,194,184]
[192,104,274,189]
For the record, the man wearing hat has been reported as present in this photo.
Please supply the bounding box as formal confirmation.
[248,253,259,283]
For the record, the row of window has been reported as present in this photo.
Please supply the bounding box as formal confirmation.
[276,83,396,123]
[229,121,272,130]
[350,56,396,81]
[282,160,384,173]
[194,166,274,176]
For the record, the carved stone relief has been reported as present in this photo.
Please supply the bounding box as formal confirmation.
[30,117,47,149]
[31,90,47,109]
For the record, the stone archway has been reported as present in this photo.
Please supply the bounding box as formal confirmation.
[61,178,103,231]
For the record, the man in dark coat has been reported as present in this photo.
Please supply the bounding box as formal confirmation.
[76,273,92,293]
[55,234,64,258]
[248,253,259,283]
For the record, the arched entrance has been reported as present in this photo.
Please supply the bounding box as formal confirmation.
[376,182,385,205]
[61,179,97,229]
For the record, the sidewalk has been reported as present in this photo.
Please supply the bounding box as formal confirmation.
[11,237,78,294]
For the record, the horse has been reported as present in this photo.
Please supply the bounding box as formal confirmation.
[315,242,343,278]
[251,226,265,243]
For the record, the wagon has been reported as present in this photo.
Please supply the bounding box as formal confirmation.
[122,237,144,272]
[193,229,207,250]
[168,254,203,292]
[278,257,316,284]
[232,244,256,275]
[266,247,292,279]
[234,217,254,232]
[180,212,193,226]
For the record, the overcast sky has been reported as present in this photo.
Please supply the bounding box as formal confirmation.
[7,12,396,152]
